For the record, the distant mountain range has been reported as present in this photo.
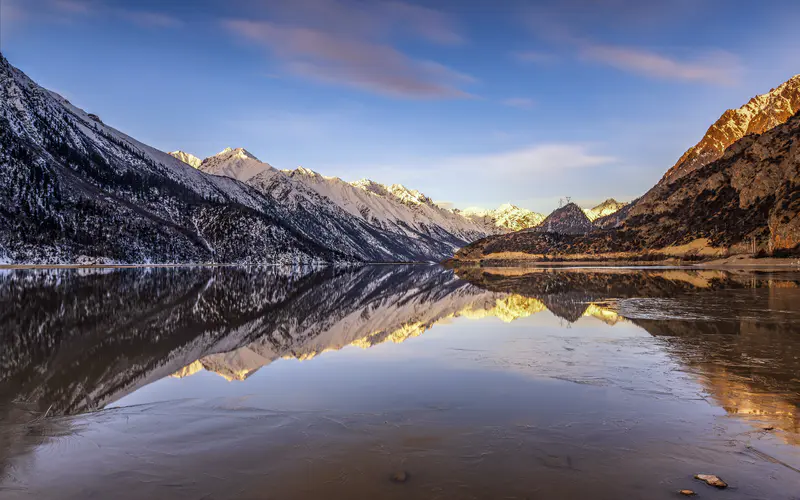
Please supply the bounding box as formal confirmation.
[460,204,546,232]
[453,73,800,263]
[0,50,628,265]
[171,147,628,242]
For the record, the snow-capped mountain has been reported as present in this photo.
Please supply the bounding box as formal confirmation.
[197,147,271,181]
[168,150,201,168]
[582,198,627,222]
[168,146,490,258]
[461,204,545,232]
[0,52,475,264]
[285,167,491,244]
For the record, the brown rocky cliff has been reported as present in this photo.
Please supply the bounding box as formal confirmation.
[662,74,800,184]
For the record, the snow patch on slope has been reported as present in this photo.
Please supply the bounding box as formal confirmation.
[169,150,202,168]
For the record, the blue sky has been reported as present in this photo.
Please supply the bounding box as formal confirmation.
[2,0,799,212]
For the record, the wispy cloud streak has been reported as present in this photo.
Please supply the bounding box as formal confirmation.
[580,45,740,85]
[224,0,472,98]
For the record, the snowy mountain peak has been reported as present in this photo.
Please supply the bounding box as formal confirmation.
[197,147,270,181]
[168,150,202,169]
[211,147,259,161]
[496,203,520,211]
[351,179,390,197]
[294,166,320,177]
[583,198,627,222]
[462,204,546,232]
[387,184,433,206]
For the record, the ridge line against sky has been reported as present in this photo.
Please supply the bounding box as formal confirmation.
[2,0,799,212]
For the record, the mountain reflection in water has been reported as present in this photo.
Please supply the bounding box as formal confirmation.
[1,265,799,499]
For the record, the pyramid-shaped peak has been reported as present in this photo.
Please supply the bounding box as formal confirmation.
[211,147,259,162]
[535,202,594,235]
[294,166,321,177]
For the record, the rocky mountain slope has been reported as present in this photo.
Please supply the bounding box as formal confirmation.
[532,202,595,235]
[0,52,481,264]
[662,74,800,183]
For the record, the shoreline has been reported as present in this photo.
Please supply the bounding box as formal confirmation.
[3,256,799,271]
[444,255,800,270]
[0,261,439,270]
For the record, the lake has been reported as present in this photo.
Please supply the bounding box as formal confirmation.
[1,265,799,499]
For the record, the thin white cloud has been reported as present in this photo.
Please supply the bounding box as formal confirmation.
[224,0,471,99]
[441,144,615,175]
[225,20,474,98]
[521,2,742,86]
[580,44,740,85]
[502,97,536,109]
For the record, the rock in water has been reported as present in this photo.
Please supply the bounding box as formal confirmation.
[694,474,728,488]
[390,470,409,483]
[679,489,696,496]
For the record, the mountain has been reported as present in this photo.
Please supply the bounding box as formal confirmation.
[168,150,201,168]
[583,198,627,222]
[170,144,495,253]
[594,199,636,229]
[461,204,545,232]
[662,74,800,183]
[285,167,490,244]
[621,112,799,253]
[451,76,800,263]
[197,147,271,181]
[626,74,800,224]
[533,202,594,235]
[0,52,473,264]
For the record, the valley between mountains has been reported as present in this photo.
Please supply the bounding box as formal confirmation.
[0,49,798,266]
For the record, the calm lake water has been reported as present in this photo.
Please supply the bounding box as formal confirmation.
[1,265,799,499]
